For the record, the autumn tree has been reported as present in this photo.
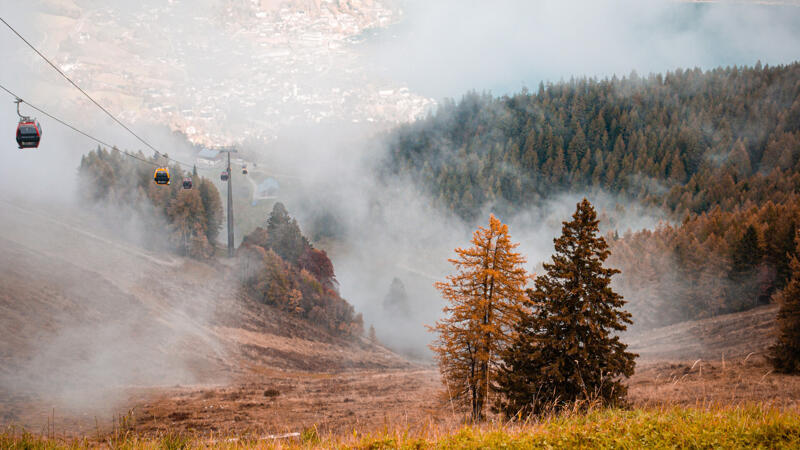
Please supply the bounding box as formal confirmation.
[769,232,800,373]
[430,214,528,421]
[496,199,636,417]
[299,247,337,289]
[78,148,116,201]
[731,224,761,276]
[167,189,206,254]
[729,224,763,310]
[197,178,223,244]
[189,231,214,259]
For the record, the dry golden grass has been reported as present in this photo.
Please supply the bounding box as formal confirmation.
[4,404,800,448]
[628,352,800,408]
[8,351,800,446]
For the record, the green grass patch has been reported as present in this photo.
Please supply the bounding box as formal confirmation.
[427,407,800,449]
[3,405,800,448]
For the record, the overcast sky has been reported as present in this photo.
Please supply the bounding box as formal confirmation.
[363,0,800,98]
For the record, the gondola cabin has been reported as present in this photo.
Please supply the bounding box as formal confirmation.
[16,119,41,149]
[182,177,193,189]
[154,167,170,185]
[220,170,229,182]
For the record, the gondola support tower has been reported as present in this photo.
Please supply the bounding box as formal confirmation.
[218,147,238,257]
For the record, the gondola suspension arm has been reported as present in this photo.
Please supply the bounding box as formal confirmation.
[14,98,29,120]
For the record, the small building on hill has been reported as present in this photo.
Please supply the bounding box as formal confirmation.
[195,148,222,167]
[253,178,280,205]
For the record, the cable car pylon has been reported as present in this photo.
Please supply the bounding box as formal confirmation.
[217,147,237,257]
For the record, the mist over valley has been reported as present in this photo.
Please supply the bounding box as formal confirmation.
[2,0,800,445]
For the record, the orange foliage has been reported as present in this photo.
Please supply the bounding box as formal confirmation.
[609,196,800,327]
[430,214,529,421]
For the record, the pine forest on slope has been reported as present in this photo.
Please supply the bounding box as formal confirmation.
[383,62,800,327]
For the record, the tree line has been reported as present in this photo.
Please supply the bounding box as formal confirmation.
[79,149,364,337]
[384,61,800,326]
[385,62,800,219]
[609,197,798,327]
[79,147,222,258]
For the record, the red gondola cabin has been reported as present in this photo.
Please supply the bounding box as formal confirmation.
[16,119,41,149]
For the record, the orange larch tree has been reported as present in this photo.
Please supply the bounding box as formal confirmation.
[430,214,529,421]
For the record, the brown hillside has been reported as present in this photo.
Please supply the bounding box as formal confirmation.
[0,196,416,435]
[2,195,799,439]
[626,304,779,361]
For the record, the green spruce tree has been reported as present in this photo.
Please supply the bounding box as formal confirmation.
[266,202,310,265]
[496,199,637,417]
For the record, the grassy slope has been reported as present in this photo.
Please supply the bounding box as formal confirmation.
[0,196,412,434]
[3,406,800,448]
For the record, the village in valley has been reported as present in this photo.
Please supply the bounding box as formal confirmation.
[38,0,435,149]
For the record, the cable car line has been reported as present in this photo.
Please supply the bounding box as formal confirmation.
[0,16,193,170]
[0,82,159,167]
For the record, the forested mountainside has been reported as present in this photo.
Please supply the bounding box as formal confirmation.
[79,149,363,337]
[79,147,222,258]
[383,62,800,327]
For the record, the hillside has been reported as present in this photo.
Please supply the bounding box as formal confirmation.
[3,190,800,439]
[384,63,800,219]
[627,304,778,362]
[383,62,800,329]
[0,194,413,434]
[4,0,800,444]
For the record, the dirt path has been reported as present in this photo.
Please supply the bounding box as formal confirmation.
[130,368,444,438]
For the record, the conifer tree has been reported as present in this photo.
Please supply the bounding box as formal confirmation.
[430,214,528,421]
[266,202,310,265]
[728,140,752,178]
[197,178,223,243]
[496,199,636,417]
[731,224,761,276]
[769,232,800,373]
[383,277,410,317]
